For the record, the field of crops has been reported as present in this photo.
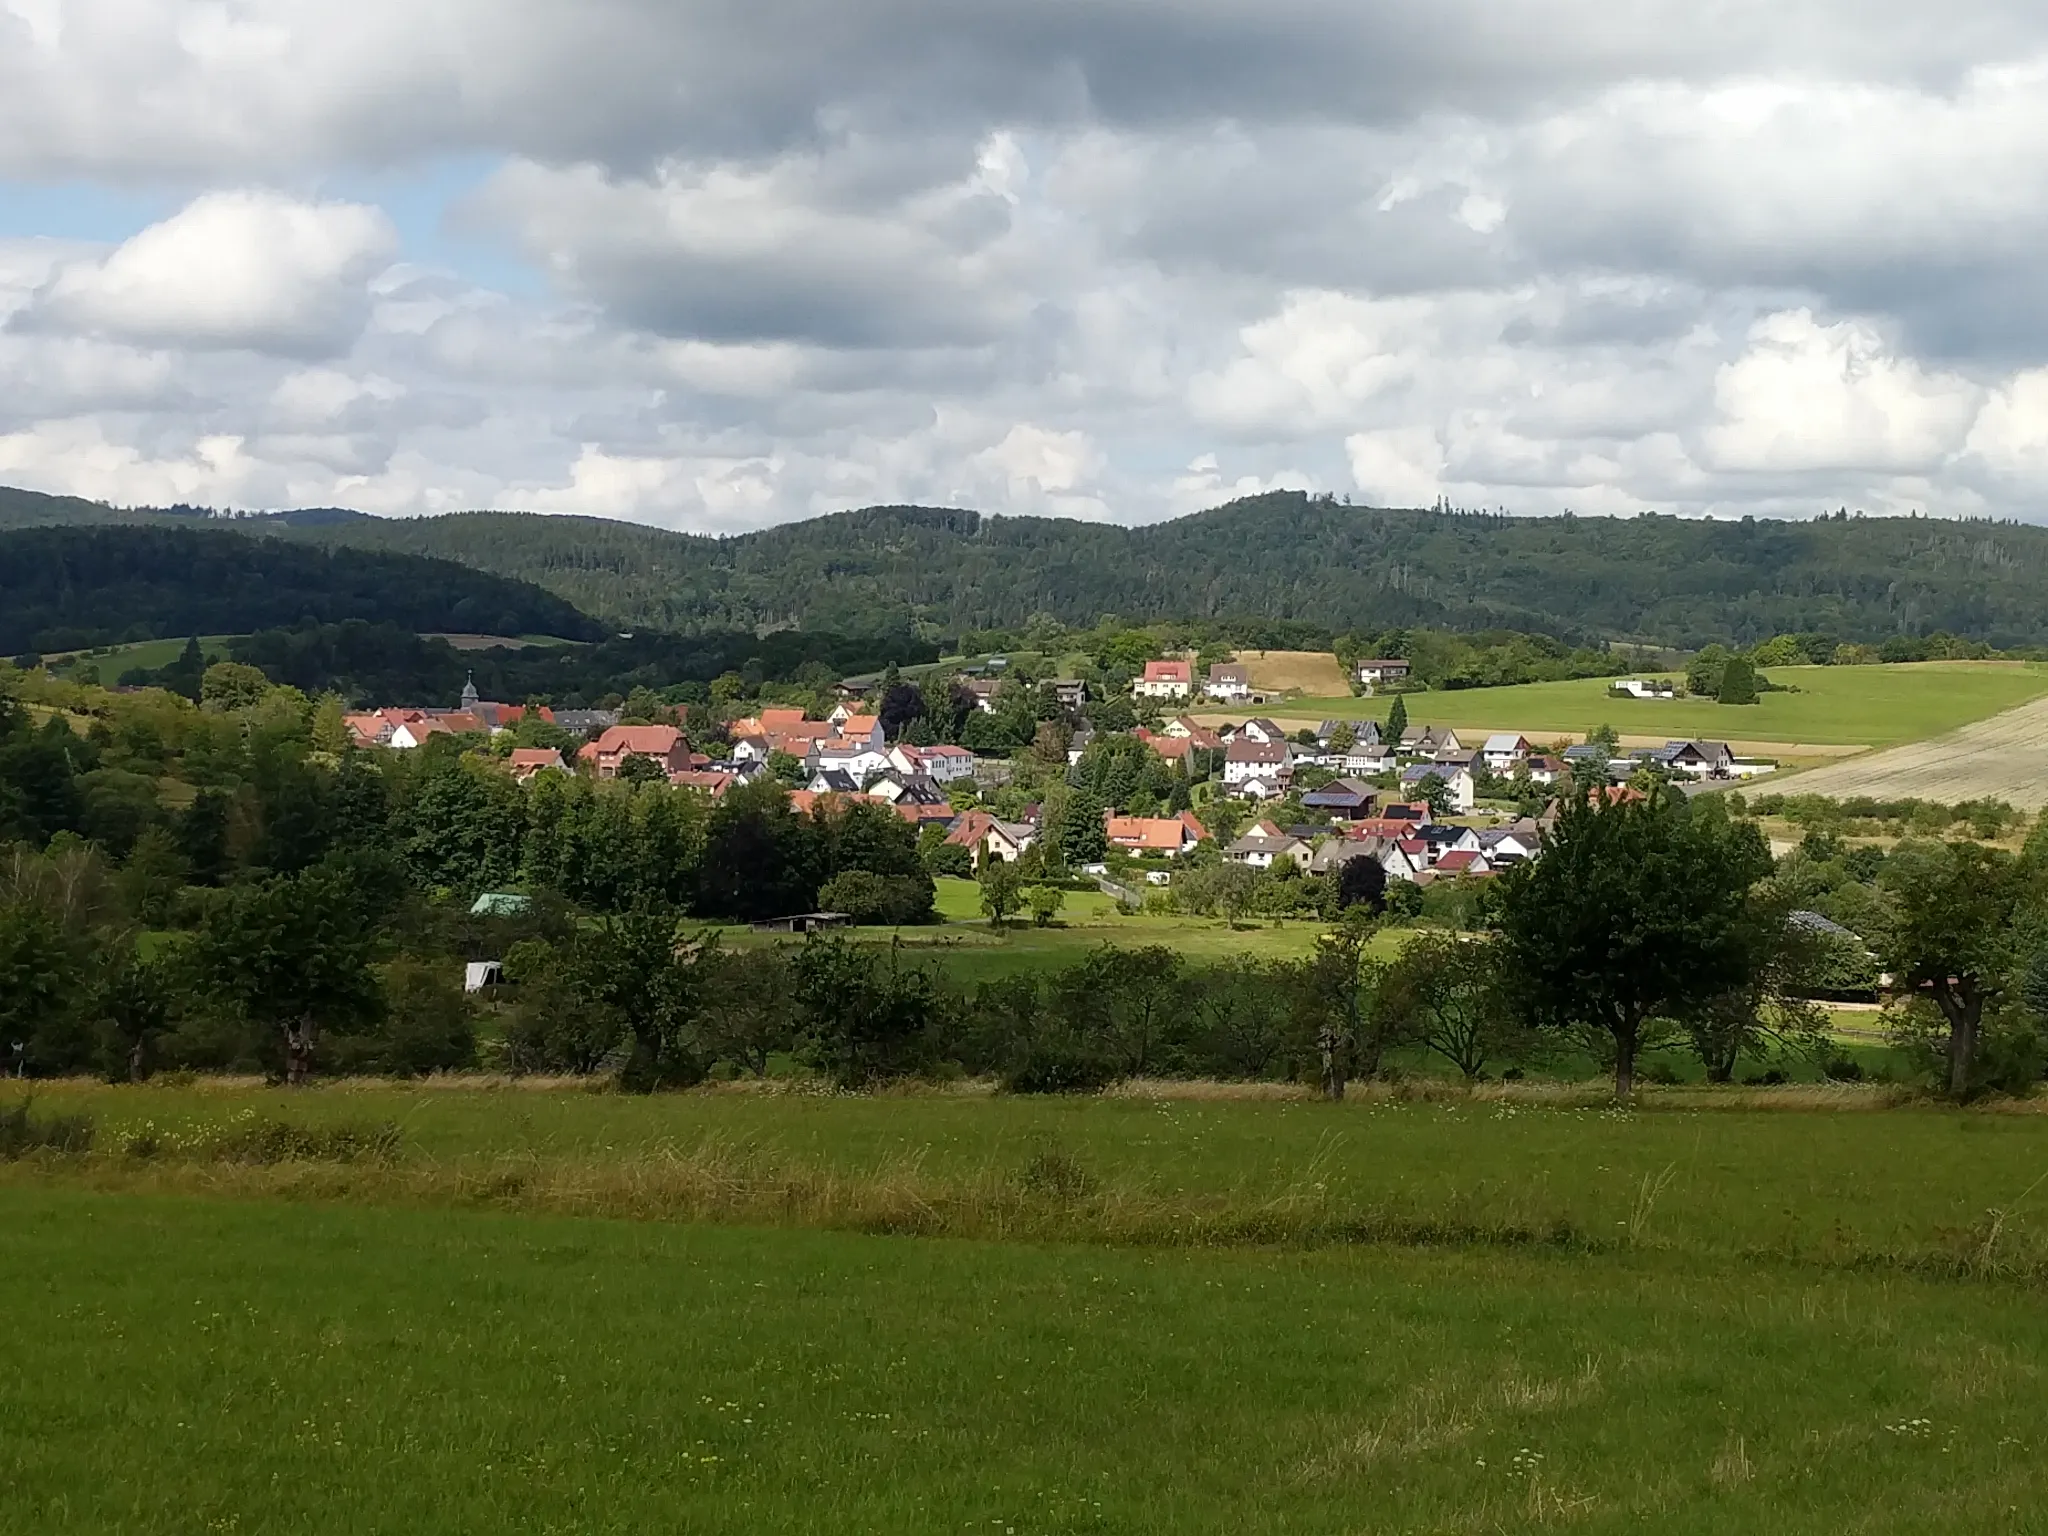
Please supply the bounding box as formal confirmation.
[1233,648,1352,695]
[1242,662,2048,750]
[1772,694,2048,809]
[6,1084,2048,1534]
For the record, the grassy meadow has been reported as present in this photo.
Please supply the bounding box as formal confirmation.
[8,1085,2048,1533]
[1256,662,2048,748]
[718,878,1340,984]
[45,634,233,676]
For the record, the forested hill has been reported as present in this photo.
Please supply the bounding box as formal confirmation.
[7,483,2048,648]
[0,526,606,654]
[278,496,2048,649]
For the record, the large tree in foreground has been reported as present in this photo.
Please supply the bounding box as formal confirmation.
[1879,841,2028,1098]
[1494,789,1771,1096]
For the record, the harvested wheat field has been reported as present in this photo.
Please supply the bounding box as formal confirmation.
[1775,693,2048,807]
[1232,648,1351,695]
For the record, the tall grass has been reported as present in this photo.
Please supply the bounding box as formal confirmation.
[0,1097,94,1157]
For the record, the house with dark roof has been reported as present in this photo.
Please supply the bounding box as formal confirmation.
[1223,735,1290,790]
[1300,778,1381,820]
[1205,662,1254,703]
[1400,761,1476,812]
[1355,658,1410,691]
[1226,822,1314,871]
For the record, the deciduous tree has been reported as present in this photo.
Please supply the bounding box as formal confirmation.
[1495,788,1772,1096]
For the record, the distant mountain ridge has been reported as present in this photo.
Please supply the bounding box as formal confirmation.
[5,483,2048,649]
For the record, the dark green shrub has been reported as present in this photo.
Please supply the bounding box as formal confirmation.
[817,870,937,926]
[1821,1054,1867,1083]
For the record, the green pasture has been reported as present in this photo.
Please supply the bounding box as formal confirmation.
[721,878,1339,983]
[9,1083,2034,1265]
[1276,662,2048,748]
[10,1091,2048,1533]
[46,634,233,676]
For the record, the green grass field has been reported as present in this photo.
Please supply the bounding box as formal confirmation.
[1271,662,2048,748]
[46,634,233,676]
[722,879,1337,983]
[7,1087,2048,1533]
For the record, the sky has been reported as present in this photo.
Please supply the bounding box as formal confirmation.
[3,2,2048,531]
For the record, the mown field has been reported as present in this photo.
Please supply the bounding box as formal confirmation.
[6,1086,2048,1534]
[1773,693,2048,810]
[1248,662,2048,750]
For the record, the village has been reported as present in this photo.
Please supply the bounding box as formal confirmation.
[332,652,1779,901]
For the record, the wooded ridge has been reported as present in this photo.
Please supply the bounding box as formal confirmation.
[5,484,2047,649]
[0,525,607,654]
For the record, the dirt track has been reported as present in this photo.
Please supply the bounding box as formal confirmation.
[1773,694,2048,807]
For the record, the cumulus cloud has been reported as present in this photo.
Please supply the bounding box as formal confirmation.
[1703,310,1979,475]
[6,3,2048,527]
[16,191,395,358]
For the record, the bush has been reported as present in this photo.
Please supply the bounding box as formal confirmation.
[326,958,479,1077]
[818,870,938,926]
[1002,1035,1122,1094]
[922,839,974,878]
[500,941,624,1075]
[1821,1054,1866,1082]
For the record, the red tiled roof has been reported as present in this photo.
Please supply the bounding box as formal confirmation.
[1105,815,1192,851]
[592,724,684,756]
[1142,659,1192,683]
[669,770,738,796]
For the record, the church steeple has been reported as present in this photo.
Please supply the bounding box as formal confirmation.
[461,672,480,709]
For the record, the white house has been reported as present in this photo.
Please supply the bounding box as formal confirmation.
[1237,717,1291,745]
[1223,736,1290,787]
[811,739,892,784]
[1133,659,1193,699]
[1235,774,1289,801]
[1399,725,1464,759]
[1612,678,1678,699]
[1400,762,1476,813]
[1481,734,1531,774]
[1355,658,1411,692]
[1226,822,1314,870]
[890,743,977,783]
[1344,742,1397,775]
[1205,662,1254,703]
[1655,740,1736,778]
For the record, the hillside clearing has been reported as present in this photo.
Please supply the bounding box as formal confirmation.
[1232,647,1351,695]
[1773,693,2048,808]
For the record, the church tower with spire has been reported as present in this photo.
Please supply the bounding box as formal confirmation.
[460,672,480,710]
